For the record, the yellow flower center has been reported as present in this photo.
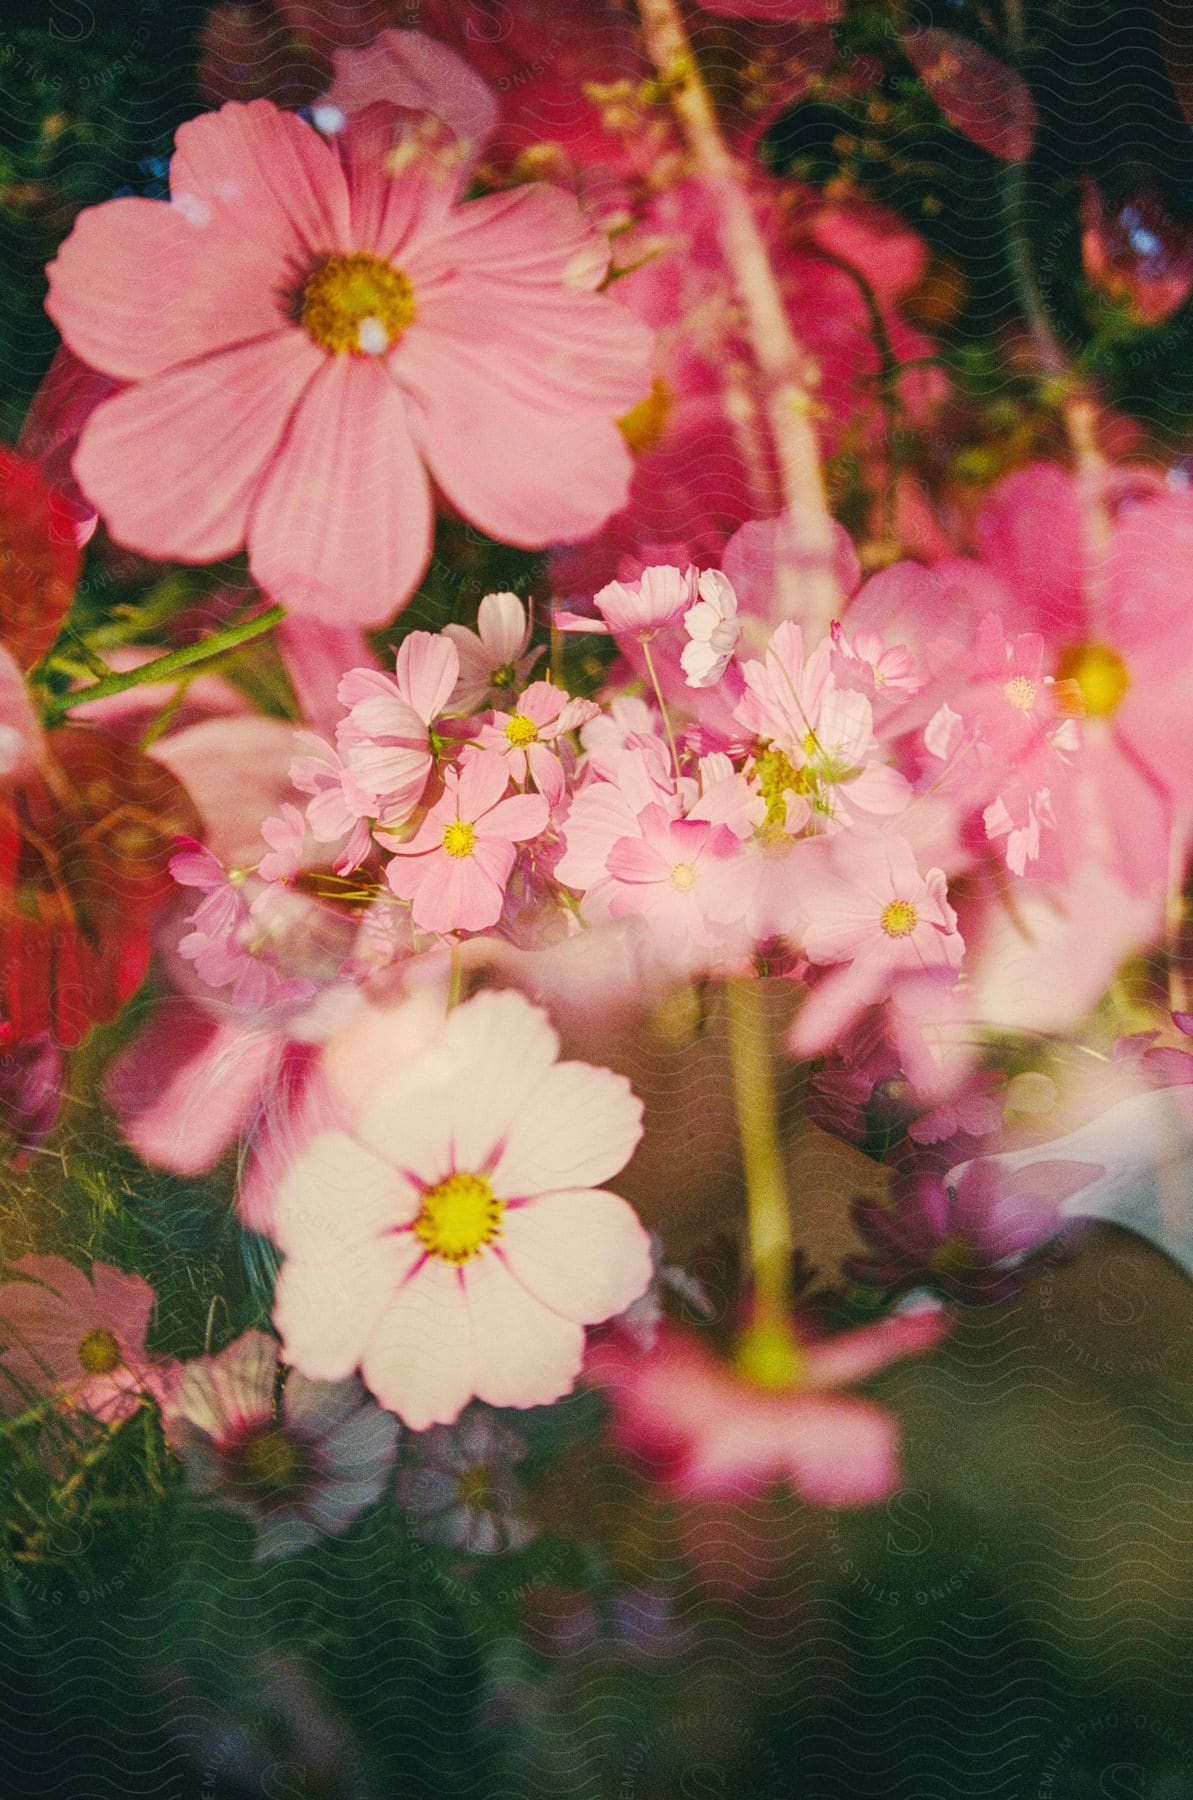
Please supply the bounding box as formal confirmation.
[300,252,416,356]
[617,376,671,454]
[881,899,918,938]
[504,713,538,748]
[442,820,477,858]
[928,1235,978,1280]
[734,1318,805,1391]
[1003,674,1038,711]
[1055,642,1130,718]
[668,860,698,892]
[239,1427,300,1490]
[752,744,809,829]
[77,1328,121,1375]
[414,1172,505,1263]
[456,1464,495,1508]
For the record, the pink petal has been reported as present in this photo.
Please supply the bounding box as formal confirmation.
[73,334,322,562]
[408,183,612,292]
[104,1003,279,1175]
[248,357,433,624]
[902,28,1038,163]
[442,989,561,1174]
[326,34,498,181]
[462,1253,585,1410]
[279,619,378,734]
[46,197,289,382]
[479,792,549,843]
[396,328,637,545]
[394,631,459,723]
[361,1260,474,1428]
[774,1395,900,1507]
[493,1063,643,1195]
[169,99,351,258]
[273,1236,424,1381]
[499,1189,652,1323]
[802,1310,949,1390]
[414,850,505,933]
[453,747,512,819]
[335,100,464,262]
[272,1130,419,1261]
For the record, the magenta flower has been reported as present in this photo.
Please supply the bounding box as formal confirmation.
[588,1314,948,1505]
[385,748,548,935]
[849,1159,1100,1304]
[46,100,652,624]
[0,1255,175,1422]
[162,1329,399,1562]
[792,832,964,1054]
[269,987,652,1428]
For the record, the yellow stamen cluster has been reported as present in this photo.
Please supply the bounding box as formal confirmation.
[1003,675,1038,711]
[443,820,477,858]
[1055,642,1130,718]
[504,714,538,748]
[880,899,918,938]
[300,252,416,355]
[618,376,672,454]
[668,860,698,892]
[414,1172,505,1264]
[77,1328,122,1375]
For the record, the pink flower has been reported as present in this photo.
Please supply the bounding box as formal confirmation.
[587,1313,948,1504]
[269,987,652,1428]
[289,734,375,875]
[849,1159,1099,1304]
[555,565,697,642]
[47,100,652,625]
[442,591,541,712]
[475,681,597,807]
[682,569,741,688]
[386,748,548,935]
[597,804,745,964]
[336,631,459,822]
[792,832,964,1053]
[171,838,314,1012]
[257,804,308,885]
[0,1255,173,1422]
[162,1328,399,1562]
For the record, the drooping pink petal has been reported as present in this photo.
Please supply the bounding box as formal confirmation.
[499,1189,652,1323]
[73,334,323,562]
[248,357,434,623]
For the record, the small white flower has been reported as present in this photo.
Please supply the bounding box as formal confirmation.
[681,570,740,688]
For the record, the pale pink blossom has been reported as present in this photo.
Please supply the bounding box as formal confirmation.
[171,839,314,1012]
[475,681,597,807]
[0,1255,175,1422]
[289,734,375,875]
[791,832,964,1053]
[441,591,542,712]
[257,804,308,885]
[336,631,460,823]
[385,748,548,935]
[682,569,741,688]
[47,100,652,624]
[587,1313,949,1504]
[555,565,697,642]
[269,987,652,1428]
[162,1328,399,1562]
[597,804,745,963]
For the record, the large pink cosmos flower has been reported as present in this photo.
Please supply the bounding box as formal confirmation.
[588,1313,948,1505]
[0,1256,176,1422]
[46,100,653,625]
[269,988,652,1428]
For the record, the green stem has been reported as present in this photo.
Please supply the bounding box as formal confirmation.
[640,637,681,778]
[724,976,795,1334]
[41,606,285,726]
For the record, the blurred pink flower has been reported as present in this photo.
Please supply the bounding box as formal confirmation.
[0,1256,174,1422]
[385,747,548,933]
[163,1328,399,1561]
[587,1313,948,1504]
[848,1159,1099,1304]
[397,1406,536,1555]
[47,99,652,625]
[269,987,651,1427]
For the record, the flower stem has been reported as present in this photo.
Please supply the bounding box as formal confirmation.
[724,975,796,1348]
[640,636,681,777]
[40,605,286,726]
[634,0,840,639]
